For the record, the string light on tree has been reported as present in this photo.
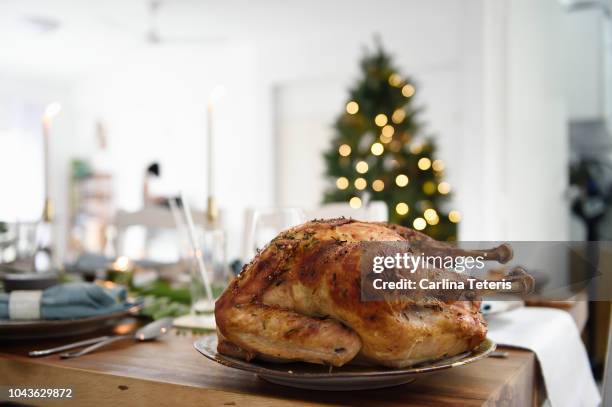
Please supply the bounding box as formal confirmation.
[395,202,409,216]
[346,101,359,115]
[372,179,385,191]
[381,125,395,138]
[424,208,439,225]
[418,157,431,170]
[395,174,409,187]
[438,182,451,194]
[339,144,351,157]
[432,160,445,172]
[349,196,362,209]
[374,114,388,127]
[336,177,349,190]
[323,43,457,240]
[380,133,392,144]
[413,217,426,230]
[356,161,369,174]
[388,73,402,87]
[392,109,406,124]
[402,84,415,98]
[371,142,384,156]
[409,143,423,154]
[448,210,461,223]
[423,181,436,195]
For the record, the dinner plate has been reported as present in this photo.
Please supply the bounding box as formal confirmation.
[194,335,496,391]
[0,304,140,340]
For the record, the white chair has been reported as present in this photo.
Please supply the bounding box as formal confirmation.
[114,206,206,261]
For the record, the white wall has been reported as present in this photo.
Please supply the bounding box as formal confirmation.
[0,74,74,261]
[70,43,263,257]
[267,0,570,240]
[0,0,270,259]
[265,0,467,216]
[0,0,577,251]
[504,0,568,240]
[563,9,606,120]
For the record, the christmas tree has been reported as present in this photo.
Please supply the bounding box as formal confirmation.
[323,42,459,240]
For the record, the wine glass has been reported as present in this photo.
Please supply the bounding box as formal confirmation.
[243,208,307,263]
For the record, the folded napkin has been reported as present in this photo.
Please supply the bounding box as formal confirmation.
[0,282,129,320]
[487,307,600,407]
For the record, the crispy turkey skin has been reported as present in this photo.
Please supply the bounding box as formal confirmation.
[215,218,491,368]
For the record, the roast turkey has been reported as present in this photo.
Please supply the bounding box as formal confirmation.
[215,218,530,368]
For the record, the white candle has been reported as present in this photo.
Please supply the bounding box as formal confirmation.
[42,120,50,201]
[206,86,225,202]
[41,102,61,219]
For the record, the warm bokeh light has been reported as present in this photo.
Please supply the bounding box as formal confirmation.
[354,177,367,190]
[424,208,437,221]
[112,256,131,272]
[338,144,351,156]
[449,210,462,223]
[423,181,436,195]
[388,73,402,87]
[413,217,426,230]
[402,84,416,97]
[371,142,384,156]
[380,133,392,144]
[418,157,431,170]
[374,113,388,127]
[346,101,359,114]
[381,125,395,138]
[395,202,409,216]
[395,174,409,187]
[356,161,369,174]
[409,143,423,154]
[349,196,362,209]
[438,181,451,194]
[336,177,349,190]
[432,159,445,172]
[423,208,436,220]
[427,215,439,225]
[392,108,406,124]
[372,179,385,192]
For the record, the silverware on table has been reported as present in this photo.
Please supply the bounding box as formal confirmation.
[489,350,509,359]
[29,335,113,357]
[59,317,174,359]
[28,317,173,359]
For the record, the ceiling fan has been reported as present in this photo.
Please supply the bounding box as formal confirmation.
[102,0,227,46]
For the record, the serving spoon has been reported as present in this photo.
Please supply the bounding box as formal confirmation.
[58,317,174,359]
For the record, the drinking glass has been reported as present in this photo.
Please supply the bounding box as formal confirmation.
[243,208,307,263]
[184,227,229,315]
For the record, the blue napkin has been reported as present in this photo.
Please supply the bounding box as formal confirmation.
[0,282,130,320]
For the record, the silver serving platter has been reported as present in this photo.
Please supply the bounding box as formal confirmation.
[194,334,496,391]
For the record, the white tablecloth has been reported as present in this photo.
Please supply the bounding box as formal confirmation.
[487,307,601,407]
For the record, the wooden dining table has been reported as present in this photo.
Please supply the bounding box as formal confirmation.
[0,328,542,407]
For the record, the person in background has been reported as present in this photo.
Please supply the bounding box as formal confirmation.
[143,162,168,207]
